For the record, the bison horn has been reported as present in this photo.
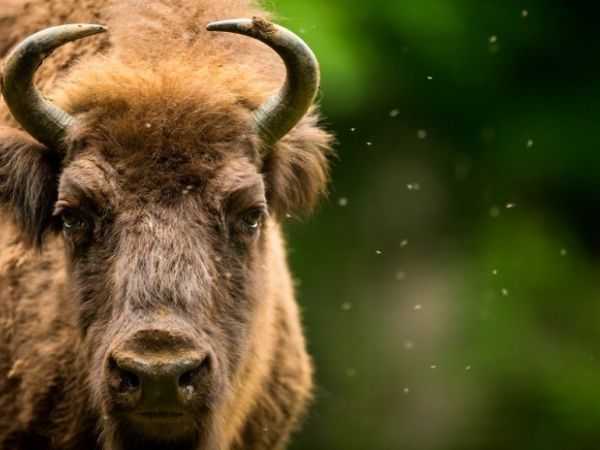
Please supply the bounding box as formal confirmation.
[207,18,320,148]
[1,24,107,151]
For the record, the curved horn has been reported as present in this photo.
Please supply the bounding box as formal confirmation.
[1,24,107,150]
[207,18,320,147]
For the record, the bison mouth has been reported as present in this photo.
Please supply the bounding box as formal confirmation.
[133,410,186,419]
[103,412,211,450]
[127,410,194,435]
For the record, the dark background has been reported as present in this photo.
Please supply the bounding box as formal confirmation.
[270,1,600,449]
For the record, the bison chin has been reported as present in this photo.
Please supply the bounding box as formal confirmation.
[99,414,222,450]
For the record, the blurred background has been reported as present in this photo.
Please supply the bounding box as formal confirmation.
[268,1,600,449]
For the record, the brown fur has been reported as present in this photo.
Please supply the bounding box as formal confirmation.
[0,1,333,449]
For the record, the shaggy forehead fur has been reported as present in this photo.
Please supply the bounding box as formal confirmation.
[55,58,266,204]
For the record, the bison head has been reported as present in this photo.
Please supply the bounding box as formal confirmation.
[0,19,331,450]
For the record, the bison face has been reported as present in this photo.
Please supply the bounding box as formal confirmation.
[55,113,273,449]
[0,80,330,449]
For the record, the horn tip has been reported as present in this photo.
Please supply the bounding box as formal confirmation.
[74,23,109,35]
[206,19,251,33]
[86,24,109,33]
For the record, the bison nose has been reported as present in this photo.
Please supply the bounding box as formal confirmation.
[110,353,209,397]
[106,331,216,413]
[107,352,212,411]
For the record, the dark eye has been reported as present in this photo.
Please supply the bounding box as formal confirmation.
[61,211,89,232]
[241,209,264,231]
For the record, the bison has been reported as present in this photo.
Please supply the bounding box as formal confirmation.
[0,0,333,449]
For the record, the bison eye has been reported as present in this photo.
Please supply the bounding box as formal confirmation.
[243,210,263,229]
[240,208,265,232]
[61,211,89,232]
[244,211,262,229]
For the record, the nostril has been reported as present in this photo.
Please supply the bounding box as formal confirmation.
[178,355,212,389]
[108,356,140,393]
[178,370,193,388]
[121,369,140,390]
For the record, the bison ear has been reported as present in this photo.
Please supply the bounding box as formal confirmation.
[0,127,61,247]
[262,110,334,219]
